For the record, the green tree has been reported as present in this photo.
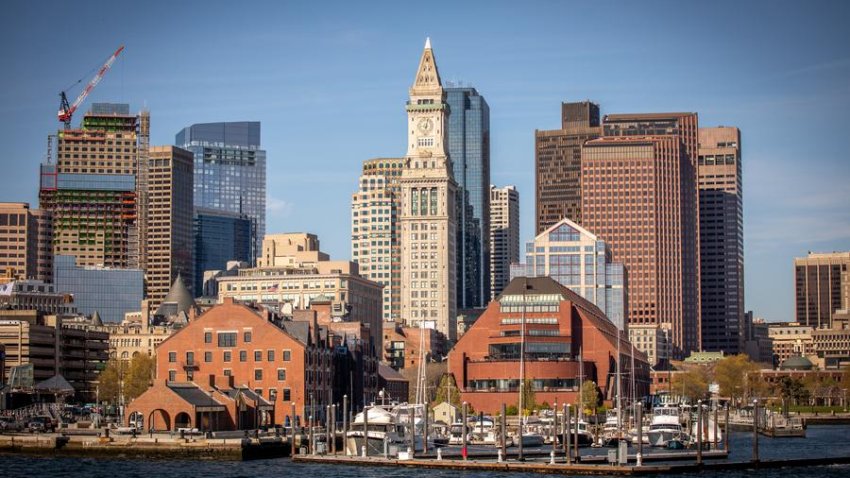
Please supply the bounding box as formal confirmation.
[434,373,461,408]
[580,380,600,415]
[671,367,710,402]
[124,354,155,401]
[97,354,155,405]
[775,376,809,406]
[98,359,123,404]
[715,354,760,403]
[519,379,536,414]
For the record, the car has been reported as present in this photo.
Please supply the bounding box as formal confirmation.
[27,416,56,433]
[0,416,25,432]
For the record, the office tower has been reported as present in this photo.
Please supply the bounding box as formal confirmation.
[53,255,144,323]
[489,185,519,300]
[144,146,194,309]
[535,101,601,234]
[398,39,458,340]
[0,203,52,282]
[582,111,701,359]
[351,158,404,321]
[795,251,850,328]
[39,103,140,269]
[175,122,265,260]
[193,207,253,298]
[698,127,744,353]
[522,218,627,331]
[446,86,490,308]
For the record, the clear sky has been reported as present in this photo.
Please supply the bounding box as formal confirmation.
[2,1,849,324]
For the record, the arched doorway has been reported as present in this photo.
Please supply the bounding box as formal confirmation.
[175,412,192,430]
[148,409,170,431]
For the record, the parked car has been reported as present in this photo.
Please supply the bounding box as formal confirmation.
[0,416,25,432]
[27,416,56,433]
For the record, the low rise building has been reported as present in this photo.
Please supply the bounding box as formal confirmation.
[53,255,144,324]
[767,322,814,367]
[0,280,75,316]
[382,321,447,371]
[377,363,409,405]
[448,277,649,414]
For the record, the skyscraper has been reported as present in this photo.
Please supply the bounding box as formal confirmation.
[144,146,194,309]
[399,39,458,340]
[795,251,850,329]
[582,112,701,360]
[175,122,265,260]
[351,158,404,321]
[535,101,601,234]
[489,185,519,300]
[698,127,744,353]
[446,86,490,309]
[39,103,140,269]
[193,207,253,298]
[0,203,52,282]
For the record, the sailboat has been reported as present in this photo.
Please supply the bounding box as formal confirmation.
[516,279,544,449]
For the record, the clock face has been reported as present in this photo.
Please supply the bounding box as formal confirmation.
[417,118,433,134]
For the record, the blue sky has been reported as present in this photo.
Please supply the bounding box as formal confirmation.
[2,1,849,324]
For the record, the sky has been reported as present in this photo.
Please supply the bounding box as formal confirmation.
[1,0,849,324]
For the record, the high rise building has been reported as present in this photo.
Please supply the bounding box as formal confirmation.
[698,127,744,353]
[351,158,404,322]
[398,39,458,340]
[0,203,53,282]
[520,218,627,331]
[194,207,253,298]
[534,101,601,234]
[489,185,519,300]
[175,122,265,259]
[795,251,850,329]
[39,103,140,269]
[582,111,701,358]
[446,86,490,309]
[144,146,194,309]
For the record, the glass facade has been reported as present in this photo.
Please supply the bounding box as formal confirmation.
[175,122,265,258]
[53,255,144,323]
[517,219,627,331]
[193,208,253,298]
[446,87,490,308]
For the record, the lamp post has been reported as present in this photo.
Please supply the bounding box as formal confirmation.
[843,389,847,413]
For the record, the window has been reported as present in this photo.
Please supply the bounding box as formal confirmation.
[204,332,212,344]
[267,350,275,361]
[168,352,176,363]
[283,388,291,401]
[240,350,247,362]
[244,331,252,343]
[186,351,194,365]
[283,350,291,361]
[277,369,286,381]
[204,351,212,363]
[218,332,236,347]
[223,351,232,362]
[254,369,263,381]
[254,350,262,362]
[187,370,194,381]
[168,370,176,381]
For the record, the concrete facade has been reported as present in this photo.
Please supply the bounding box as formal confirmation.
[795,251,850,329]
[0,203,53,283]
[489,185,519,300]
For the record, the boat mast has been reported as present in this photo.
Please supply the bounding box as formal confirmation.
[616,329,622,432]
[519,278,527,422]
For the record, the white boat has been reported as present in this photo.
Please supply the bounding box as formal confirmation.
[559,418,596,447]
[689,406,723,444]
[518,431,545,447]
[646,404,690,447]
[345,406,407,456]
[448,420,470,445]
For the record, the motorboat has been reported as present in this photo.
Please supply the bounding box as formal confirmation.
[448,420,470,445]
[556,418,596,447]
[646,404,690,447]
[345,406,406,456]
[518,431,545,447]
[601,408,628,447]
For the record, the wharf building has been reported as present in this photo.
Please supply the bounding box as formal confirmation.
[534,101,601,234]
[193,208,253,298]
[0,203,53,283]
[39,103,144,269]
[143,146,194,309]
[581,112,701,360]
[698,127,744,354]
[446,85,491,310]
[382,320,447,372]
[767,322,814,368]
[176,121,266,259]
[53,255,144,324]
[351,158,404,322]
[794,251,850,329]
[489,185,519,300]
[398,39,458,340]
[518,218,627,333]
[447,277,649,414]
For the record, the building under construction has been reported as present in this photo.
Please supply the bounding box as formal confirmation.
[39,103,147,269]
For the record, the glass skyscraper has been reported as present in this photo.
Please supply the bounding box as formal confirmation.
[175,122,265,259]
[446,86,490,309]
[53,255,144,323]
[193,207,253,298]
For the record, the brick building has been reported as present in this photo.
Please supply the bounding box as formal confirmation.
[382,320,447,371]
[447,277,649,413]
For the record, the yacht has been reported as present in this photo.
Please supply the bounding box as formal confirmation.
[646,404,690,447]
[345,406,406,455]
[557,418,596,447]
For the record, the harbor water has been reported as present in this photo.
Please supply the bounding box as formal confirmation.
[1,425,849,477]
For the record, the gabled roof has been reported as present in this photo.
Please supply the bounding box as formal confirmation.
[169,383,224,410]
[34,374,75,393]
[536,217,598,243]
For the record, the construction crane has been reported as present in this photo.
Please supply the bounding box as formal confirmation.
[57,45,125,129]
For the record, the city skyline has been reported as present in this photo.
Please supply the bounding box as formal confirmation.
[2,1,849,323]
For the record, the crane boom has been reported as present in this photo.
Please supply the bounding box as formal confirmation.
[58,45,125,128]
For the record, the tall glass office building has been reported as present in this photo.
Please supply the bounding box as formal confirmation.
[446,86,490,309]
[53,255,144,323]
[194,207,253,297]
[175,122,265,259]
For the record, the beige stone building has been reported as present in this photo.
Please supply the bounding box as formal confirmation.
[0,203,53,283]
[398,39,458,340]
[767,322,814,367]
[489,185,519,300]
[795,251,850,329]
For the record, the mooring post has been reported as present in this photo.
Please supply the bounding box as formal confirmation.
[423,404,429,455]
[573,402,579,462]
[565,404,572,465]
[408,404,415,457]
[501,403,507,460]
[713,403,718,451]
[553,401,559,456]
[724,404,730,453]
[363,405,369,457]
[636,402,643,466]
[461,401,469,460]
[752,399,759,463]
[697,400,703,465]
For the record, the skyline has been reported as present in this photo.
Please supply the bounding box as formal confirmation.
[2,1,849,324]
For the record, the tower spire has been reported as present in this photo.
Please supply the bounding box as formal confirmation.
[411,37,442,93]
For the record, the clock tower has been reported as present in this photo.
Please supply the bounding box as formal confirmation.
[399,38,458,340]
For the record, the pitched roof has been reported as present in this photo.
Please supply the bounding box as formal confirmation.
[169,383,225,410]
[34,374,75,393]
[155,274,196,317]
[378,363,407,382]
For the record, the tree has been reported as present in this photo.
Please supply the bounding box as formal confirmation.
[97,354,155,406]
[714,354,760,404]
[580,380,600,415]
[434,373,461,408]
[520,379,536,414]
[670,367,710,402]
[775,376,809,406]
[124,354,155,401]
[98,359,123,404]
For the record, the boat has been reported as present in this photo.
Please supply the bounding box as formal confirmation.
[345,406,407,456]
[518,431,545,447]
[558,418,596,447]
[601,408,628,447]
[646,404,691,447]
[689,405,724,445]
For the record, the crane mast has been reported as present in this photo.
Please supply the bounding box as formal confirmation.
[57,45,125,129]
